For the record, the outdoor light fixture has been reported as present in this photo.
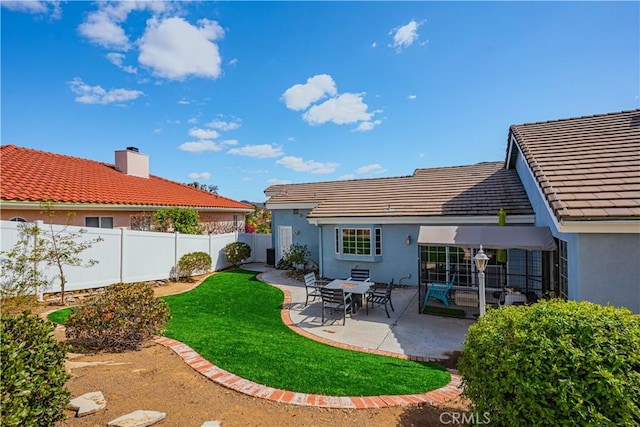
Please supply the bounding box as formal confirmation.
[474,245,489,316]
[406,234,412,245]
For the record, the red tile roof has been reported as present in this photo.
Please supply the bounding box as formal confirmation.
[0,145,253,211]
[508,109,640,221]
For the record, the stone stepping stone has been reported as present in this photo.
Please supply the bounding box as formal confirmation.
[202,422,221,427]
[107,410,166,427]
[68,391,106,417]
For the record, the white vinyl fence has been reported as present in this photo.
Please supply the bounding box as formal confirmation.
[0,220,272,294]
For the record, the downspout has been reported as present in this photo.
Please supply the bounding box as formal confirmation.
[316,221,323,277]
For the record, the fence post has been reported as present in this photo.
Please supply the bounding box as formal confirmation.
[120,228,125,284]
[174,232,179,281]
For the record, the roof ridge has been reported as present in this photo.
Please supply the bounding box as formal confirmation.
[510,108,640,129]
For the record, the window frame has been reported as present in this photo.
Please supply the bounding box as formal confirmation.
[334,225,382,262]
[85,216,114,229]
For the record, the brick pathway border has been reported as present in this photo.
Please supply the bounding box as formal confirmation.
[153,272,463,409]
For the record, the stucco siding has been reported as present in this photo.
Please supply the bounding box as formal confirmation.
[577,233,640,313]
[320,223,420,284]
[270,209,320,264]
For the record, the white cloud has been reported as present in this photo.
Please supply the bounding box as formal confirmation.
[178,99,190,105]
[187,117,198,124]
[276,156,339,174]
[408,94,417,100]
[188,172,211,180]
[390,20,425,52]
[356,164,386,175]
[227,144,283,158]
[2,0,62,18]
[189,127,220,140]
[178,140,222,153]
[68,77,144,105]
[78,1,172,51]
[338,174,356,181]
[242,169,269,174]
[281,74,337,111]
[354,119,382,132]
[419,152,426,158]
[303,93,372,125]
[221,139,238,146]
[371,41,377,48]
[241,177,251,182]
[229,58,239,66]
[267,178,291,185]
[106,52,137,73]
[139,17,224,80]
[206,117,242,131]
[153,128,162,134]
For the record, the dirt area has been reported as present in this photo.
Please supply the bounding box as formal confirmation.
[34,274,470,427]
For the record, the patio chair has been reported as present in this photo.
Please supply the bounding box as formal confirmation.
[366,280,395,318]
[423,274,456,308]
[348,268,371,282]
[320,287,353,325]
[303,272,323,306]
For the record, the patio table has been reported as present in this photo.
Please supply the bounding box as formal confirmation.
[325,279,374,312]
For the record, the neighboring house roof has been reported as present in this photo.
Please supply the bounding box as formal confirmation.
[507,109,640,222]
[265,161,533,219]
[0,145,253,212]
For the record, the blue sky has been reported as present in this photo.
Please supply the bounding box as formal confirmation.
[2,1,638,203]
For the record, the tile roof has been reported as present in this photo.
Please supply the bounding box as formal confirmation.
[508,109,640,221]
[265,162,533,218]
[0,145,253,211]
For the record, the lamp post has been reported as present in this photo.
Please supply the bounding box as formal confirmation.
[474,245,489,316]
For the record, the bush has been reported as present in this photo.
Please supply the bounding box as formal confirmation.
[224,242,251,267]
[1,312,70,426]
[282,243,310,269]
[65,282,170,352]
[177,251,212,280]
[458,300,640,426]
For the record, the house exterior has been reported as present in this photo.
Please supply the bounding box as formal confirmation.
[265,109,640,313]
[0,145,253,232]
[505,109,640,312]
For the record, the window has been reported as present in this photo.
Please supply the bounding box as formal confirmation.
[130,214,152,231]
[85,216,113,228]
[9,217,27,222]
[233,215,238,228]
[335,226,383,259]
[558,239,568,300]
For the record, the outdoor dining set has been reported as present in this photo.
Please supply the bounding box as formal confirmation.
[304,268,394,325]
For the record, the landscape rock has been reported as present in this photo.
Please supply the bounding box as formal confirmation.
[107,410,167,427]
[68,391,106,417]
[202,422,221,427]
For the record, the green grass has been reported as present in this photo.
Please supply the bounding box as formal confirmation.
[47,307,74,324]
[163,269,450,396]
[422,305,467,318]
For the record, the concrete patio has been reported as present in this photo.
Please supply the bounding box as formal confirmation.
[245,263,473,364]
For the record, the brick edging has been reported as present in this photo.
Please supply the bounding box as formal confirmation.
[152,270,463,409]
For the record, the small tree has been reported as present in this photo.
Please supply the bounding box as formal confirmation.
[0,223,48,313]
[154,207,203,235]
[282,243,311,270]
[39,201,103,305]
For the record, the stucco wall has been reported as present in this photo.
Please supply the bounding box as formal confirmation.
[270,209,320,263]
[319,223,421,284]
[577,233,640,312]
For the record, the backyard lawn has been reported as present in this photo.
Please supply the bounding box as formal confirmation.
[162,269,451,396]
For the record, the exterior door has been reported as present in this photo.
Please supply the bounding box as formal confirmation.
[277,226,293,263]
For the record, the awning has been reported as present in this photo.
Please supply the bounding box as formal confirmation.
[417,225,557,251]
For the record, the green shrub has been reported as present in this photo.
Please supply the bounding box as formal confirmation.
[224,242,251,267]
[282,243,310,269]
[65,282,170,352]
[177,251,212,280]
[458,300,640,426]
[1,312,70,426]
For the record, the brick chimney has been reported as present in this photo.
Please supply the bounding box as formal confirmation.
[115,147,149,178]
